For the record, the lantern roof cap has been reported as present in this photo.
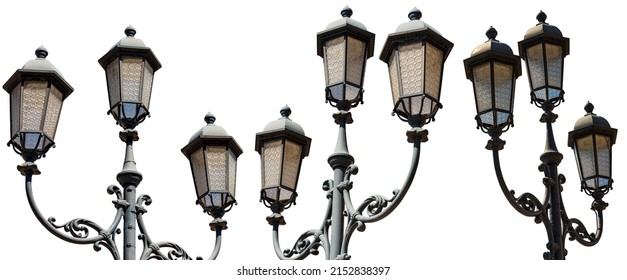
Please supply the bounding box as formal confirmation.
[3,46,74,96]
[182,112,243,158]
[568,102,618,147]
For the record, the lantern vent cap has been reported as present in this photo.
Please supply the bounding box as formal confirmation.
[523,11,564,39]
[470,27,515,56]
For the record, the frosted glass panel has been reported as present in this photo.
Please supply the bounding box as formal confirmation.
[43,85,63,139]
[141,62,153,109]
[262,139,282,188]
[472,62,491,113]
[398,43,424,97]
[22,81,48,131]
[106,58,121,107]
[525,44,545,90]
[324,36,346,86]
[345,84,360,101]
[425,43,443,100]
[10,85,21,136]
[346,37,365,85]
[595,135,611,177]
[280,189,294,202]
[228,150,237,197]
[496,112,510,126]
[281,140,302,190]
[206,146,227,192]
[494,63,513,111]
[575,135,595,179]
[545,44,563,88]
[120,56,143,102]
[388,51,400,106]
[191,148,208,198]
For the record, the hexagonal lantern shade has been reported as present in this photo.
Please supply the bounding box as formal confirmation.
[518,11,569,107]
[3,46,74,162]
[464,27,522,135]
[182,113,243,216]
[255,106,311,209]
[98,26,161,129]
[380,8,453,127]
[317,6,375,111]
[568,103,618,197]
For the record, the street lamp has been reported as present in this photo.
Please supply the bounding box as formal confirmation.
[464,12,618,260]
[256,7,453,260]
[5,7,455,261]
[4,27,239,260]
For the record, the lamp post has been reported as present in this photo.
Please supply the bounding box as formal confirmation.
[4,7,453,261]
[4,27,242,260]
[463,12,618,260]
[255,7,453,260]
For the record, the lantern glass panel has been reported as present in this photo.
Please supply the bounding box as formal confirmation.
[575,135,595,179]
[398,42,424,97]
[120,56,144,103]
[206,145,227,192]
[425,42,443,103]
[494,62,513,112]
[324,36,345,91]
[545,43,563,90]
[141,62,154,109]
[596,134,612,178]
[191,147,209,199]
[22,81,48,131]
[525,43,563,102]
[43,85,63,139]
[346,36,366,87]
[228,149,237,198]
[473,62,491,113]
[262,139,282,188]
[106,57,121,108]
[281,139,303,189]
[388,51,400,107]
[10,83,21,138]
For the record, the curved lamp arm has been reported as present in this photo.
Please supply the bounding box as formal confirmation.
[489,138,548,218]
[562,196,606,247]
[339,127,425,255]
[24,173,124,259]
[267,192,333,260]
[134,194,226,260]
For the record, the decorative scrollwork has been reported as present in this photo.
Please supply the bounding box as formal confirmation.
[282,230,324,258]
[509,190,544,214]
[139,234,194,260]
[48,217,104,239]
[359,189,400,217]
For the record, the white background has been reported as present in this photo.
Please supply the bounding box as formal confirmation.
[0,0,624,279]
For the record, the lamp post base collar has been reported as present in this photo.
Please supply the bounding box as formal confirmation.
[18,162,41,176]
